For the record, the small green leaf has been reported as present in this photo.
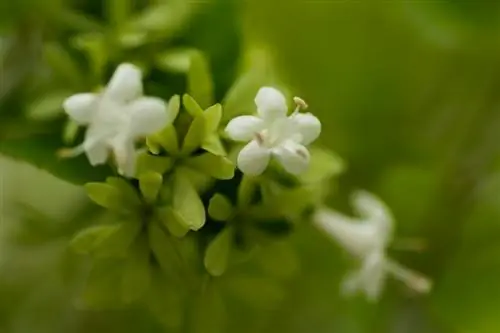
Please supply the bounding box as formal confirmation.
[106,177,141,207]
[85,182,123,211]
[202,134,226,156]
[182,94,204,117]
[158,207,190,238]
[185,153,234,180]
[172,171,206,231]
[181,115,206,155]
[27,91,69,121]
[136,152,174,175]
[71,225,121,254]
[139,171,163,203]
[204,103,222,133]
[237,175,259,209]
[208,194,233,221]
[204,227,234,276]
[122,235,150,304]
[63,120,79,145]
[166,94,181,123]
[106,0,130,28]
[188,51,214,108]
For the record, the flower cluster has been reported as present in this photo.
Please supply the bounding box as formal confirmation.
[62,63,431,309]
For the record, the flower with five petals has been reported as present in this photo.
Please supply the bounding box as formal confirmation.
[225,87,321,175]
[62,63,170,177]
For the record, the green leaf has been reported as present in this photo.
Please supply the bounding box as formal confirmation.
[62,120,79,145]
[202,134,226,156]
[71,225,121,254]
[148,222,182,279]
[185,153,234,180]
[172,171,206,231]
[208,194,233,221]
[166,94,181,124]
[237,175,259,209]
[85,182,124,211]
[147,270,184,329]
[204,103,222,133]
[188,50,214,109]
[182,94,204,117]
[26,91,69,121]
[204,227,234,276]
[139,171,163,203]
[158,207,190,238]
[106,177,142,207]
[79,259,124,309]
[156,48,192,72]
[94,220,141,258]
[181,114,206,155]
[136,152,174,175]
[300,147,345,184]
[121,235,150,304]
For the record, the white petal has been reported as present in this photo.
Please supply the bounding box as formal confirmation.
[63,93,97,124]
[312,208,378,257]
[127,97,169,137]
[351,190,393,241]
[85,142,109,166]
[110,136,137,177]
[237,140,271,175]
[255,87,288,120]
[105,63,143,103]
[291,112,321,145]
[273,140,310,175]
[225,115,264,142]
[359,252,387,301]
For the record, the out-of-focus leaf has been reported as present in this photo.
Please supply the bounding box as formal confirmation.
[208,194,233,221]
[204,227,233,276]
[26,91,69,121]
[122,235,150,303]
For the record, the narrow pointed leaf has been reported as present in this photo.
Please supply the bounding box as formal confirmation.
[181,115,206,155]
[172,171,206,230]
[139,171,163,203]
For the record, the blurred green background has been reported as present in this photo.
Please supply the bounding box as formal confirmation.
[2,0,500,332]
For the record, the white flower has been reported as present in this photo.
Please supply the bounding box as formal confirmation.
[225,87,321,175]
[61,63,170,177]
[312,190,432,301]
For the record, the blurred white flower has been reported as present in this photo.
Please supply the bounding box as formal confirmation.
[225,87,321,175]
[61,63,169,177]
[312,190,432,301]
